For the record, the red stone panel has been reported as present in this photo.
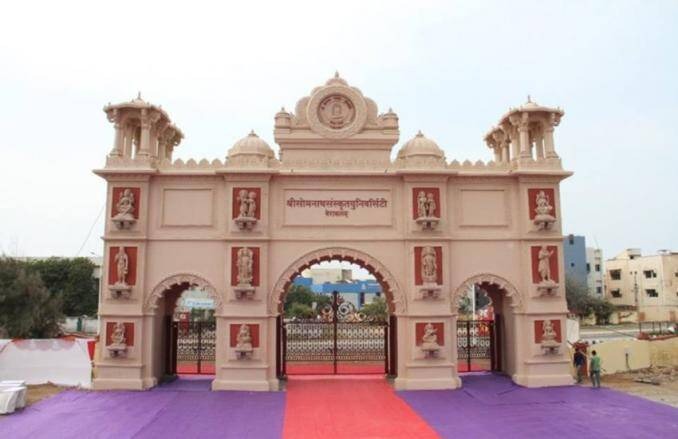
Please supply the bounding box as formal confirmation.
[412,187,441,219]
[106,322,134,346]
[530,245,559,283]
[230,247,260,286]
[232,187,262,219]
[415,322,444,346]
[111,187,141,219]
[108,246,137,285]
[414,246,443,285]
[229,323,260,348]
[527,188,556,220]
[534,320,562,343]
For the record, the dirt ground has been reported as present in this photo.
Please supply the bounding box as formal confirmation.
[25,383,67,406]
[595,366,678,408]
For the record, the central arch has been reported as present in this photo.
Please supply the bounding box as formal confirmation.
[269,247,406,314]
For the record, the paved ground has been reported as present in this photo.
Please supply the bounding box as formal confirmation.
[1,374,676,438]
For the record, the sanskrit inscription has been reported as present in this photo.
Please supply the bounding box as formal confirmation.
[283,190,392,226]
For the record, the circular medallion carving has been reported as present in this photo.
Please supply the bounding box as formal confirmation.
[306,86,367,139]
[318,94,355,129]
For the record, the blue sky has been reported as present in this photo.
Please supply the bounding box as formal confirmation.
[0,0,676,260]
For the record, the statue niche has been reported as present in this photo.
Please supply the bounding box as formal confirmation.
[535,245,559,296]
[112,188,137,230]
[539,320,560,355]
[107,322,128,358]
[418,246,441,299]
[233,247,256,300]
[234,188,259,230]
[234,324,254,360]
[109,247,132,299]
[532,189,556,230]
[414,189,440,230]
[420,322,441,358]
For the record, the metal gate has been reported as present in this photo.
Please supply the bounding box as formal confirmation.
[456,317,501,372]
[166,318,216,375]
[278,292,394,376]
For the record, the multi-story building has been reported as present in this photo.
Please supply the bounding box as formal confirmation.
[605,249,678,322]
[563,235,587,288]
[586,247,604,298]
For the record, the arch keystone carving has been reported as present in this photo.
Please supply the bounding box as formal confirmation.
[270,247,406,315]
[451,273,523,313]
[144,273,223,313]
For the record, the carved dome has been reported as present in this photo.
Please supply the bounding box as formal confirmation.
[397,131,445,160]
[227,131,275,159]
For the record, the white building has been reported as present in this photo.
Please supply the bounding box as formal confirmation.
[586,247,603,297]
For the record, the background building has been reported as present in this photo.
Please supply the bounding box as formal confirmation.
[563,234,587,287]
[293,268,381,309]
[605,249,678,322]
[586,247,604,298]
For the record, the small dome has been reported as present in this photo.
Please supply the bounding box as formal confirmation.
[397,131,445,160]
[227,130,275,159]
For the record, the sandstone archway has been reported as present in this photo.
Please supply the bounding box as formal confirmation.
[450,273,524,313]
[144,273,223,314]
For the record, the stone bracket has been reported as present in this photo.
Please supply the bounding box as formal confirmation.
[234,285,256,300]
[536,281,559,297]
[418,284,442,300]
[109,283,132,300]
[107,344,128,358]
[415,216,440,231]
[112,216,136,230]
[234,216,258,231]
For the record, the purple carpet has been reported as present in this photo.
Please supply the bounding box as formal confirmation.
[398,374,678,438]
[0,380,285,439]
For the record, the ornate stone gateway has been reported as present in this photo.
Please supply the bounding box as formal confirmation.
[93,74,575,391]
[278,292,393,376]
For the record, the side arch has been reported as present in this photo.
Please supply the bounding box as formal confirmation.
[144,272,223,313]
[269,247,406,314]
[450,273,524,313]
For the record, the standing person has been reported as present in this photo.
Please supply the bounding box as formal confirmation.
[590,350,602,388]
[573,348,586,383]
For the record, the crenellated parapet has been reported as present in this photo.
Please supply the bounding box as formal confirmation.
[484,97,564,169]
[104,94,183,167]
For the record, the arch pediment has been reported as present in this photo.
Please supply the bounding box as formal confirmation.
[451,273,524,313]
[269,247,406,315]
[144,273,222,314]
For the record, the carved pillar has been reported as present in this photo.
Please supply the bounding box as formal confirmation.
[493,147,501,162]
[544,126,558,158]
[110,123,124,157]
[535,133,545,160]
[501,143,509,162]
[519,117,531,159]
[138,109,152,158]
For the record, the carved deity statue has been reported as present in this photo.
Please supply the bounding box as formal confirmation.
[421,322,440,352]
[421,247,438,284]
[246,191,257,218]
[238,189,249,217]
[542,320,557,343]
[417,191,428,218]
[235,324,253,353]
[111,322,126,346]
[114,247,129,285]
[425,193,437,217]
[537,245,554,282]
[115,188,135,219]
[237,247,254,286]
[534,190,553,217]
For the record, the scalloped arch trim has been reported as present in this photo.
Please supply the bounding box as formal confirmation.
[144,273,223,313]
[450,273,523,312]
[269,247,405,314]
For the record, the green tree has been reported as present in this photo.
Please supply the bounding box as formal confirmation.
[287,302,315,319]
[566,277,595,318]
[0,257,64,338]
[360,296,388,320]
[284,283,331,315]
[28,257,98,316]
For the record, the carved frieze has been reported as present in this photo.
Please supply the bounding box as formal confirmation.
[412,187,441,230]
[230,323,259,360]
[232,247,259,300]
[528,188,556,230]
[106,322,133,358]
[232,187,261,230]
[111,187,140,230]
[534,320,561,355]
[414,246,443,299]
[416,322,443,358]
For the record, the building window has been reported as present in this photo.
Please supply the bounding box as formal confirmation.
[586,263,591,273]
[610,269,622,280]
[643,270,657,279]
[610,289,622,298]
[595,264,601,272]
[568,235,574,245]
[596,287,602,294]
[570,262,575,268]
[645,289,659,298]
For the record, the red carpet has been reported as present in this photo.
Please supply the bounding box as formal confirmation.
[176,361,215,374]
[283,377,439,439]
[287,362,384,375]
[457,362,488,373]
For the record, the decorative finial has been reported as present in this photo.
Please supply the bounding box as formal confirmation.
[137,91,142,100]
[388,107,393,113]
[416,130,424,137]
[527,94,532,103]
[334,70,340,78]
[280,107,286,112]
[248,130,257,137]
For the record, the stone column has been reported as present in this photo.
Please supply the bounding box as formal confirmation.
[138,109,151,158]
[519,118,531,159]
[110,123,124,157]
[501,144,509,162]
[493,147,502,163]
[544,126,558,158]
[535,133,545,160]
